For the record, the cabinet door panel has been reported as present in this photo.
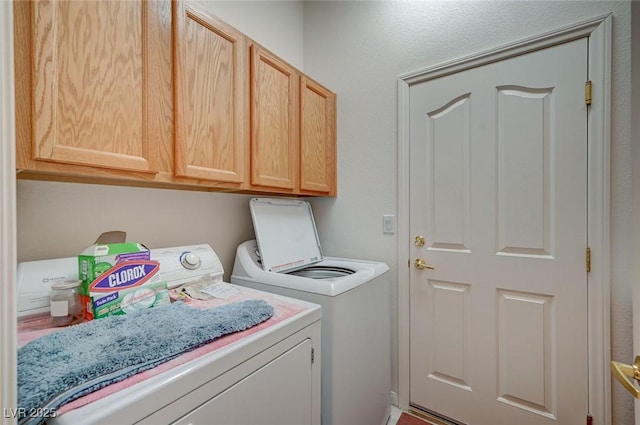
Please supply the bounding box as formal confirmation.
[31,0,157,173]
[300,77,336,194]
[173,1,247,183]
[250,45,299,190]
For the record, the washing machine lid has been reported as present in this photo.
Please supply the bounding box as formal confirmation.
[250,198,323,273]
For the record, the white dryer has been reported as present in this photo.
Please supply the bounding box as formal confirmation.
[231,198,391,425]
[17,244,322,425]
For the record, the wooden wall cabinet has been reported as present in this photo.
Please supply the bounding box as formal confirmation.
[16,0,336,196]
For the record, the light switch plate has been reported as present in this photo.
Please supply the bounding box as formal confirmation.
[383,214,395,234]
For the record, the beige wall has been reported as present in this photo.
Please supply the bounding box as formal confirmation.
[17,181,256,282]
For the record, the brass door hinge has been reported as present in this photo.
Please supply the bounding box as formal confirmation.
[585,81,592,105]
[586,247,591,272]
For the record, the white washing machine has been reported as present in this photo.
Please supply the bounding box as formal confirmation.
[231,198,391,425]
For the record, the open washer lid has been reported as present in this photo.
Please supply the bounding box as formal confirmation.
[249,198,323,273]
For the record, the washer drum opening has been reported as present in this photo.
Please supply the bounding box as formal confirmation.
[287,266,355,279]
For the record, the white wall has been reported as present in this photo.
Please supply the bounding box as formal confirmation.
[303,1,632,424]
[195,0,304,70]
[16,1,305,281]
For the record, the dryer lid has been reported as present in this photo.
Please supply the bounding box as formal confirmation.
[249,198,323,273]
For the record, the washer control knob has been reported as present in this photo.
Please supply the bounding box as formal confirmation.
[180,252,201,270]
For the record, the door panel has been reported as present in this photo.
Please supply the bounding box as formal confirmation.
[173,1,247,183]
[497,87,554,258]
[300,76,336,194]
[497,290,555,418]
[427,94,471,253]
[32,0,158,173]
[409,38,588,425]
[428,280,472,390]
[250,44,299,190]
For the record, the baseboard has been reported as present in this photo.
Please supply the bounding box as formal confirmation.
[391,391,399,407]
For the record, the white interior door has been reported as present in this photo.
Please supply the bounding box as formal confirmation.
[409,38,589,425]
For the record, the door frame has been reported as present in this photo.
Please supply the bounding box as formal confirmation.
[397,14,612,425]
[631,4,640,423]
[1,0,17,420]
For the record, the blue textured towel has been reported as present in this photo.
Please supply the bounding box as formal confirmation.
[18,299,274,425]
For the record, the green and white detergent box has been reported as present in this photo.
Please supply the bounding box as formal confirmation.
[78,242,170,320]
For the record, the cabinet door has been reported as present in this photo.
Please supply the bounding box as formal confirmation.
[300,77,336,194]
[250,44,299,190]
[30,0,158,173]
[173,1,247,183]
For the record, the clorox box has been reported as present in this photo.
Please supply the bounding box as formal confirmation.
[78,243,170,320]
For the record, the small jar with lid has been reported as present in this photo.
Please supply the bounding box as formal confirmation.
[50,280,84,327]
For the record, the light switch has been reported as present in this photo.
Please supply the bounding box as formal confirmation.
[383,214,395,234]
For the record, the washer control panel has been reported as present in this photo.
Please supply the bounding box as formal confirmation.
[151,244,224,288]
[180,251,202,270]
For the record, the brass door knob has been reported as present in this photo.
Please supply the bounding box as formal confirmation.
[611,356,640,398]
[414,258,435,270]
